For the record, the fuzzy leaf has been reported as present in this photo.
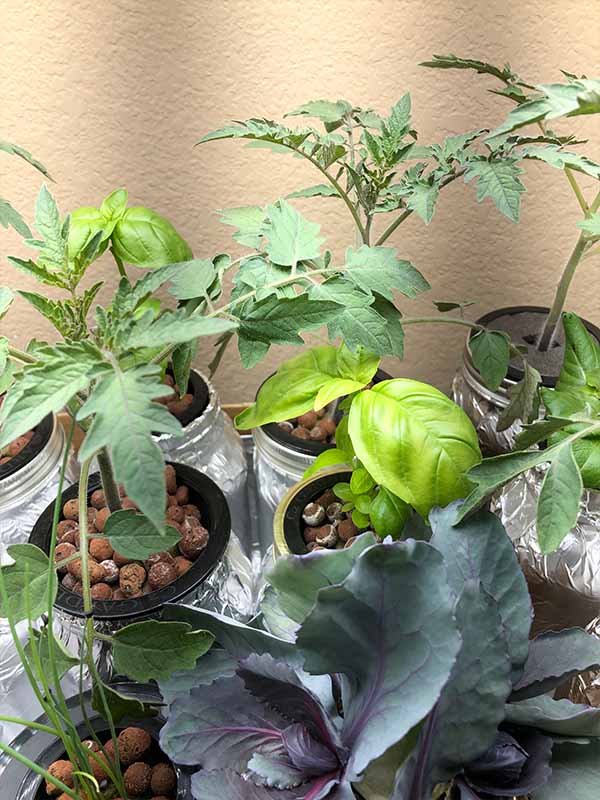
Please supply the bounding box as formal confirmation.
[430,503,532,672]
[497,361,541,430]
[126,309,237,350]
[30,185,67,268]
[345,245,429,300]
[77,364,182,531]
[237,294,342,346]
[0,139,51,177]
[406,182,440,224]
[556,312,600,392]
[103,510,181,559]
[506,695,600,737]
[0,287,14,320]
[287,184,340,200]
[521,145,600,179]
[218,206,266,249]
[464,158,526,222]
[112,620,214,682]
[264,201,325,269]
[297,540,461,776]
[420,54,521,83]
[578,213,600,238]
[0,198,31,237]
[0,544,58,623]
[536,444,583,553]
[167,259,217,301]
[469,330,510,391]
[533,740,600,799]
[348,380,481,517]
[285,100,350,124]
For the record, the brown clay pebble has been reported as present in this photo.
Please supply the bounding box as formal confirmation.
[317,489,336,509]
[90,489,105,509]
[112,589,126,600]
[297,410,318,429]
[320,417,337,436]
[151,797,171,800]
[61,573,78,591]
[182,504,201,520]
[46,760,74,795]
[124,762,152,796]
[166,494,178,508]
[57,519,78,537]
[7,435,31,456]
[145,551,174,568]
[58,529,78,546]
[291,426,310,440]
[179,521,209,559]
[174,556,193,577]
[54,543,76,573]
[120,563,147,596]
[67,558,105,584]
[91,582,113,601]
[166,505,185,524]
[89,538,113,561]
[86,507,97,527]
[72,581,84,595]
[175,485,189,505]
[303,526,321,543]
[151,762,177,795]
[165,465,177,494]
[309,424,328,441]
[277,420,294,433]
[338,518,359,542]
[100,559,120,584]
[164,373,175,387]
[113,551,135,567]
[122,497,138,511]
[81,739,100,752]
[95,507,111,532]
[62,499,79,520]
[148,561,178,590]
[118,727,152,764]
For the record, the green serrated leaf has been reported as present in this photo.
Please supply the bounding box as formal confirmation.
[464,158,526,222]
[345,245,430,300]
[112,620,214,681]
[0,544,57,623]
[406,182,440,224]
[165,259,217,301]
[520,145,600,179]
[264,201,325,269]
[30,185,67,269]
[77,364,182,531]
[0,198,31,237]
[285,99,350,124]
[0,288,14,321]
[497,362,542,431]
[126,309,237,350]
[578,213,600,238]
[103,510,181,560]
[92,680,159,723]
[218,206,266,249]
[537,444,583,553]
[237,294,341,346]
[469,330,510,391]
[286,184,340,200]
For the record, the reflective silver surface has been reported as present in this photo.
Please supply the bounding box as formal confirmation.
[155,372,248,538]
[495,467,600,631]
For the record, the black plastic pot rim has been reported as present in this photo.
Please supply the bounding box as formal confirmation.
[470,305,600,386]
[28,461,231,622]
[165,367,210,429]
[0,413,54,482]
[259,368,392,457]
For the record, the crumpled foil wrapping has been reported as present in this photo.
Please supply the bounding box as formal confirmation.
[155,372,248,538]
[494,467,600,633]
[452,367,522,455]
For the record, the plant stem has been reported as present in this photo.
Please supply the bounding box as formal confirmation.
[564,167,589,214]
[111,248,128,281]
[0,716,58,735]
[78,459,94,616]
[96,448,122,512]
[537,232,588,351]
[0,742,81,800]
[400,316,484,332]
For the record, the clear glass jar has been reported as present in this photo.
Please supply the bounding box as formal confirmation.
[494,467,600,633]
[155,370,248,545]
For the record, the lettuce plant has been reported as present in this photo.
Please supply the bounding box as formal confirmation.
[424,55,600,353]
[236,343,482,534]
[158,505,600,800]
[457,312,600,552]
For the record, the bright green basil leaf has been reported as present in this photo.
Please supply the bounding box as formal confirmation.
[355,495,373,514]
[536,444,583,553]
[345,245,429,300]
[334,415,355,459]
[99,188,128,221]
[68,207,112,260]
[314,378,365,410]
[335,343,380,383]
[352,509,371,528]
[469,330,510,391]
[333,482,354,501]
[349,379,481,517]
[0,544,58,623]
[302,449,350,480]
[369,487,411,538]
[112,620,214,682]
[112,206,193,268]
[264,200,325,269]
[0,342,109,449]
[556,312,600,392]
[25,628,78,679]
[77,364,182,532]
[464,158,526,222]
[104,510,181,560]
[266,533,377,625]
[350,467,376,495]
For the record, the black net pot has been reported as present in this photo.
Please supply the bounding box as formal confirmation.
[273,468,352,557]
[0,684,191,800]
[453,306,600,455]
[29,462,231,650]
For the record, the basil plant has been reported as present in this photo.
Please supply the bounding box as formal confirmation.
[158,504,600,800]
[457,311,600,553]
[236,343,482,533]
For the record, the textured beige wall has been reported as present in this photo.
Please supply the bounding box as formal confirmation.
[1,0,599,403]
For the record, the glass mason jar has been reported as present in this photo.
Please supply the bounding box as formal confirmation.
[494,466,600,635]
[0,414,76,694]
[453,306,600,456]
[154,370,248,545]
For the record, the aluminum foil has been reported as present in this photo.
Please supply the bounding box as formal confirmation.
[452,366,522,455]
[155,372,248,540]
[494,467,600,633]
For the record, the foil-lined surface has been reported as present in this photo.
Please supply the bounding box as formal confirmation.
[494,467,600,633]
[452,367,522,455]
[155,372,248,536]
